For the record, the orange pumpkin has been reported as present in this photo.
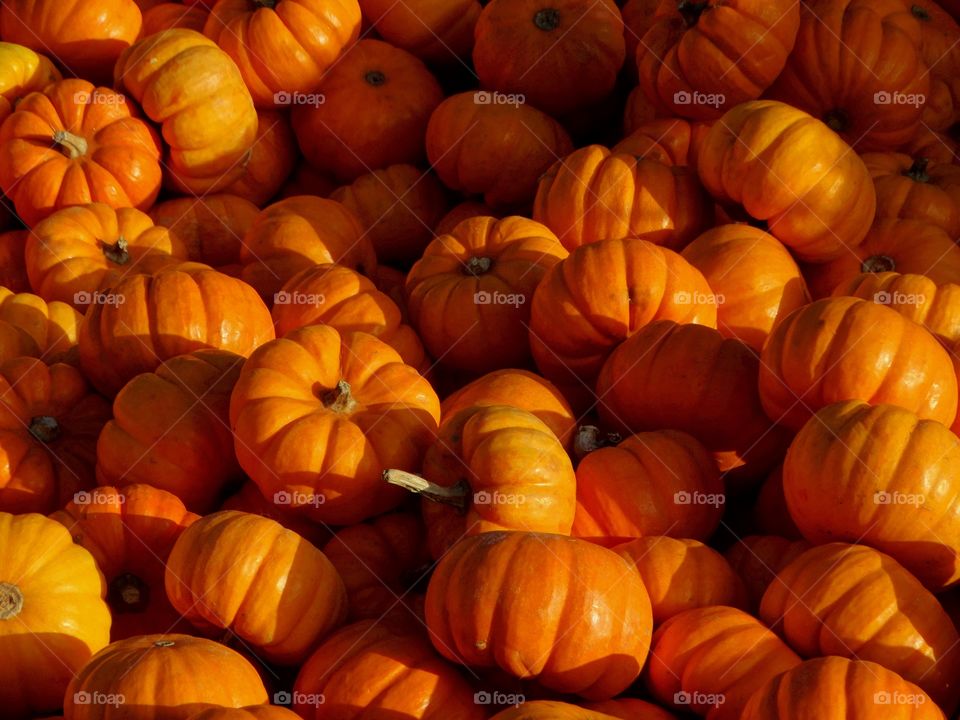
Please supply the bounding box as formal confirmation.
[405,215,568,374]
[903,125,959,164]
[0,286,82,364]
[435,200,499,236]
[863,153,960,236]
[621,0,660,72]
[0,42,61,125]
[229,324,440,525]
[613,117,709,167]
[291,39,443,182]
[357,0,482,63]
[533,145,714,251]
[220,479,331,549]
[909,0,960,131]
[758,296,958,430]
[0,230,28,293]
[426,531,653,699]
[141,2,209,34]
[724,535,812,610]
[223,109,296,206]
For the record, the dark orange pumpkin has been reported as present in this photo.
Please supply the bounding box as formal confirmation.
[357,0,482,63]
[613,117,709,167]
[863,152,960,236]
[0,230,28,293]
[724,535,812,610]
[223,109,296,206]
[434,200,499,235]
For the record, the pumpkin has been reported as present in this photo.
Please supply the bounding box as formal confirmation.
[291,39,443,182]
[583,699,677,720]
[440,367,576,448]
[646,606,801,720]
[724,535,812,611]
[621,0,660,72]
[387,404,576,559]
[113,29,258,194]
[473,0,626,116]
[405,215,568,374]
[832,271,960,344]
[238,195,376,301]
[64,634,268,719]
[426,531,653,699]
[783,400,960,590]
[752,465,803,539]
[573,430,724,545]
[533,145,714,251]
[909,0,960,131]
[0,0,141,84]
[50,484,198,641]
[271,263,427,371]
[357,0,481,63]
[203,0,361,108]
[185,707,301,720]
[329,164,447,266]
[141,2,209,33]
[322,512,429,621]
[489,703,619,720]
[26,204,187,308]
[0,512,110,718]
[0,286,82,364]
[767,0,929,151]
[229,324,440,525]
[434,201,499,236]
[0,80,162,228]
[740,657,944,720]
[149,193,258,271]
[623,85,660,135]
[637,0,800,119]
[293,619,486,719]
[0,318,37,365]
[680,224,811,352]
[0,358,109,514]
[78,262,274,396]
[616,536,747,624]
[803,218,960,299]
[697,100,875,261]
[166,510,347,664]
[95,349,243,512]
[760,542,960,710]
[595,320,791,479]
[223,109,296,206]
[862,153,960,236]
[903,125,959,164]
[612,117,708,166]
[758,296,958,430]
[0,42,60,125]
[220,479,331,549]
[371,264,408,315]
[426,91,573,208]
[0,230,28,293]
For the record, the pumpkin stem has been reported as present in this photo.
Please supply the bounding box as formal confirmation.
[533,8,561,31]
[861,255,896,273]
[322,380,358,415]
[154,639,175,647]
[103,236,130,265]
[53,129,88,159]
[573,425,622,460]
[365,70,387,87]
[823,109,849,134]
[383,469,469,511]
[904,157,931,183]
[677,1,710,27]
[463,257,492,276]
[107,572,150,613]
[28,416,60,444]
[0,582,24,619]
[912,4,931,20]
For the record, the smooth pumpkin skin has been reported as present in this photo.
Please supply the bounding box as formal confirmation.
[529,236,717,392]
[272,263,427,371]
[186,707,301,720]
[65,634,269,720]
[292,39,444,182]
[114,29,258,194]
[833,271,960,344]
[165,511,347,664]
[0,358,109,514]
[0,42,60,125]
[238,195,376,301]
[411,404,576,559]
[203,0,361,108]
[50,484,198,641]
[489,703,620,720]
[0,513,110,718]
[293,620,486,720]
[740,656,945,720]
[724,535,812,611]
[697,100,875,262]
[596,320,791,479]
[141,2,210,34]
[427,531,653,699]
[405,215,568,374]
[681,224,811,352]
[0,286,82,364]
[784,401,960,590]
[0,230,28,293]
[646,606,802,720]
[26,204,188,309]
[637,0,799,119]
[358,0,481,62]
[582,699,677,720]
[863,152,960,236]
[473,0,625,116]
[78,262,274,396]
[329,164,448,266]
[758,296,958,431]
[616,536,747,624]
[96,349,243,512]
[613,117,709,167]
[767,0,929,151]
[0,0,142,84]
[229,324,440,525]
[223,109,296,206]
[760,542,960,711]
[533,145,714,252]
[426,91,573,208]
[573,430,724,545]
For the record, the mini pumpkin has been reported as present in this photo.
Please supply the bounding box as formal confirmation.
[909,0,960,131]
[141,2,209,33]
[0,42,60,125]
[724,535,812,611]
[223,109,296,206]
[0,285,82,364]
[863,152,960,236]
[357,0,482,63]
[435,200,499,236]
[612,117,709,166]
[220,480,331,549]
